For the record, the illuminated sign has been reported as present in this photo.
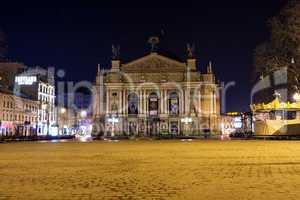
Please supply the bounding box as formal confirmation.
[15,76,37,85]
[108,117,119,124]
[181,117,193,124]
[227,112,239,116]
[233,117,242,129]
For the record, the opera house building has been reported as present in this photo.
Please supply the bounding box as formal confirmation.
[93,41,220,137]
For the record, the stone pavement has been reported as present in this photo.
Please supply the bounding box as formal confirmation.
[0,140,300,199]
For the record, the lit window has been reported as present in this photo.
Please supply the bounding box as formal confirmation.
[169,92,179,115]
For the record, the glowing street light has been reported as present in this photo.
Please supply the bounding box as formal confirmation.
[293,92,300,102]
[80,110,87,118]
[60,108,66,114]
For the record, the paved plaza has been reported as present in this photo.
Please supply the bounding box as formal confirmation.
[1,140,300,199]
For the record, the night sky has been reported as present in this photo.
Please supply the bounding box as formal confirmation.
[0,0,285,112]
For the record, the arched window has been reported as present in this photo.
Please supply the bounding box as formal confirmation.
[128,93,138,115]
[149,92,159,116]
[169,92,179,115]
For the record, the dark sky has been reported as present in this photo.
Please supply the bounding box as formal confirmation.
[0,0,285,112]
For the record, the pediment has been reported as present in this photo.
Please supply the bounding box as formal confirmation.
[121,53,186,73]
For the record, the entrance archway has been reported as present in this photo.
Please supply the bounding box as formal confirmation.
[148,92,159,116]
[148,92,159,136]
[128,93,138,115]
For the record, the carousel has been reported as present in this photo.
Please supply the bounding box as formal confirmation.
[251,94,300,136]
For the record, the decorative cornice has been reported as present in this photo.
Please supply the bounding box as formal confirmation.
[121,53,186,73]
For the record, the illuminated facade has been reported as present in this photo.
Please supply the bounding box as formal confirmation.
[93,44,221,137]
[0,90,39,136]
[221,112,253,136]
[14,67,56,135]
[37,81,56,135]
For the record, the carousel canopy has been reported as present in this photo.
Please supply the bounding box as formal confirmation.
[251,97,300,112]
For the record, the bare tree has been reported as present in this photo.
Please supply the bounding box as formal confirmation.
[254,0,300,84]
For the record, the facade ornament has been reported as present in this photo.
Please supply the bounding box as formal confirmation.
[186,43,195,58]
[112,45,120,60]
[97,64,101,75]
[148,36,160,52]
[291,57,295,64]
[122,55,185,73]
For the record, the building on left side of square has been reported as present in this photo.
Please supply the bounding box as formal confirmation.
[14,67,57,136]
[0,61,57,137]
[0,88,40,136]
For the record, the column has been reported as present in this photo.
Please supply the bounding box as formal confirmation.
[106,89,109,114]
[215,88,219,114]
[161,89,164,114]
[184,88,190,115]
[138,90,142,114]
[99,75,104,115]
[160,89,163,114]
[146,91,148,114]
[198,89,201,115]
[214,89,217,114]
[124,90,127,115]
[141,90,144,114]
[180,90,184,114]
[165,89,168,114]
[210,89,213,115]
[187,88,191,114]
[122,90,125,114]
[164,90,167,114]
[213,90,216,114]
[144,90,147,115]
[119,90,122,114]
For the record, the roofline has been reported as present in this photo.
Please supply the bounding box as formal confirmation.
[122,52,186,67]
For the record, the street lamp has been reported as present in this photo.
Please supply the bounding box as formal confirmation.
[108,115,119,137]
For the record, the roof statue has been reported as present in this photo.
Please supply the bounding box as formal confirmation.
[186,43,195,58]
[148,36,160,52]
[97,64,101,75]
[291,57,295,64]
[112,45,120,60]
[207,61,213,74]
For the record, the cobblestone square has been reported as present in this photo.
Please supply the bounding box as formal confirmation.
[1,140,300,199]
